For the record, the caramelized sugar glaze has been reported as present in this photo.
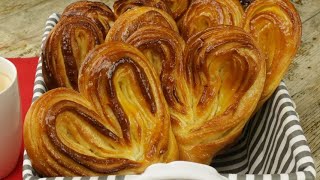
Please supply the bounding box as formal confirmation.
[243,0,301,105]
[116,25,188,114]
[62,1,115,38]
[113,0,189,20]
[179,0,244,40]
[42,1,115,91]
[25,42,178,176]
[175,26,266,163]
[106,7,179,42]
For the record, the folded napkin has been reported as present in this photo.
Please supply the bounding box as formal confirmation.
[4,57,38,180]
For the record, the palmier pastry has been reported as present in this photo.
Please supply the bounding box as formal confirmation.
[125,25,190,117]
[174,26,266,164]
[113,0,189,20]
[243,0,302,105]
[62,1,115,38]
[178,0,244,40]
[105,7,179,42]
[113,0,170,18]
[24,42,179,177]
[42,15,104,91]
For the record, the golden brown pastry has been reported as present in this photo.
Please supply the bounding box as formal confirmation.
[113,0,170,18]
[161,0,189,20]
[42,15,104,91]
[243,0,302,105]
[62,1,115,38]
[125,25,188,115]
[24,42,179,177]
[174,26,266,164]
[105,7,178,42]
[113,0,189,20]
[178,0,244,40]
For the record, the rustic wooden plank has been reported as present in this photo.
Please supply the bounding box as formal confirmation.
[0,0,75,57]
[291,0,320,22]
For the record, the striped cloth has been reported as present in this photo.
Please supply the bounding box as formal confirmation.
[23,13,316,180]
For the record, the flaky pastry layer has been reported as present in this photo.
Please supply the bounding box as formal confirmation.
[106,7,178,42]
[173,26,266,164]
[42,15,104,91]
[179,0,244,40]
[243,0,302,105]
[25,42,179,177]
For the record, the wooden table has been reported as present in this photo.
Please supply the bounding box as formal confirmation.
[0,0,319,178]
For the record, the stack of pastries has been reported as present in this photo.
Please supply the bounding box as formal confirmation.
[24,0,301,177]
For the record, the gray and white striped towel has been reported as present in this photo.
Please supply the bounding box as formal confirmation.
[23,13,316,180]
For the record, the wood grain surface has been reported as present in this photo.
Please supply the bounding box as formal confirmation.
[0,0,319,178]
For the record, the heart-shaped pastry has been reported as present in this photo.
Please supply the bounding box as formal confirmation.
[106,7,179,42]
[178,0,244,40]
[113,0,170,18]
[62,1,116,38]
[42,15,105,91]
[243,0,302,105]
[113,0,189,20]
[172,26,266,164]
[119,25,189,115]
[24,42,179,177]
